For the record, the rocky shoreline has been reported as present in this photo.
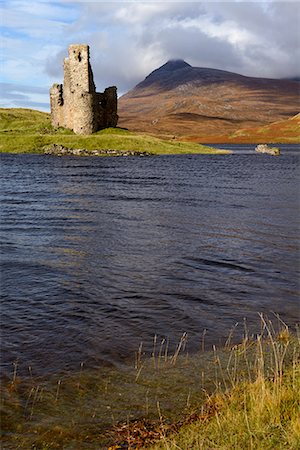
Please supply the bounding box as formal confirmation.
[44,144,153,157]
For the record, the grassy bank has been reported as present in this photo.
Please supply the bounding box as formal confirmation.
[0,108,229,155]
[150,337,300,449]
[149,366,300,450]
[1,317,299,449]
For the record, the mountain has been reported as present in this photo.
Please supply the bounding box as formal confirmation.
[118,60,300,140]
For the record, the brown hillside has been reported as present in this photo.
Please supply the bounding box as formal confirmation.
[118,60,300,139]
[189,113,300,144]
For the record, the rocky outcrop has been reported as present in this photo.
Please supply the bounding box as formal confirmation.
[44,144,151,157]
[255,144,280,156]
[50,44,118,135]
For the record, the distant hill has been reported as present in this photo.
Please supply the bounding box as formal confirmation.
[190,113,300,144]
[118,60,300,140]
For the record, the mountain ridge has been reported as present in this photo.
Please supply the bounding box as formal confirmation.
[118,60,300,140]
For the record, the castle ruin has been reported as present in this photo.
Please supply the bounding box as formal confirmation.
[50,44,118,134]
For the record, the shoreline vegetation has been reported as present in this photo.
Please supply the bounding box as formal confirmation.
[0,108,230,156]
[1,316,299,449]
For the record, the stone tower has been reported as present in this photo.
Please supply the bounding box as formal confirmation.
[50,44,118,134]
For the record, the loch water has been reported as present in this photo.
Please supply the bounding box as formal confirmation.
[1,145,299,377]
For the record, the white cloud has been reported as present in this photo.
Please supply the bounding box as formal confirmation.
[71,0,300,87]
[177,17,256,47]
[0,82,50,111]
[1,1,299,109]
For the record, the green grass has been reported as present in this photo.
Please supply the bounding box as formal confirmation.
[0,108,230,155]
[1,317,299,449]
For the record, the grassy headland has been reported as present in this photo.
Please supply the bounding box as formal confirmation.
[0,108,230,155]
[1,318,299,449]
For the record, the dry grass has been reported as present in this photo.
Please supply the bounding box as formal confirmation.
[1,316,299,449]
[149,315,300,450]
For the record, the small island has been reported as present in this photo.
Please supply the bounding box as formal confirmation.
[0,108,230,156]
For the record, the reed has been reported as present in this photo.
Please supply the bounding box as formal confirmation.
[1,316,299,449]
[148,316,300,450]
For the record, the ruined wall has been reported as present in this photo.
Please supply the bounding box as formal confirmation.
[49,83,64,127]
[103,87,118,128]
[62,55,73,130]
[50,44,118,135]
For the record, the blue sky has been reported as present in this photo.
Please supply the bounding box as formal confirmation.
[1,0,299,112]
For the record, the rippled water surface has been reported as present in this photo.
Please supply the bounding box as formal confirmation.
[1,145,299,376]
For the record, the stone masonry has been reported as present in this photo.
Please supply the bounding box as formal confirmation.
[50,44,118,134]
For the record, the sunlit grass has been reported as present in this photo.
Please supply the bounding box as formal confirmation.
[150,316,300,450]
[150,365,300,450]
[0,108,230,155]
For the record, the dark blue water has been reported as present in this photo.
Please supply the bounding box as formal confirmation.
[1,145,299,376]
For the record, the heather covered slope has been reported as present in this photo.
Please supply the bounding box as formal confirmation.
[187,113,300,144]
[118,60,300,139]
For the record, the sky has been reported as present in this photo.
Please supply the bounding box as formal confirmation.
[1,0,300,111]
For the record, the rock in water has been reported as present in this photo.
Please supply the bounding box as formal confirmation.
[255,144,280,156]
